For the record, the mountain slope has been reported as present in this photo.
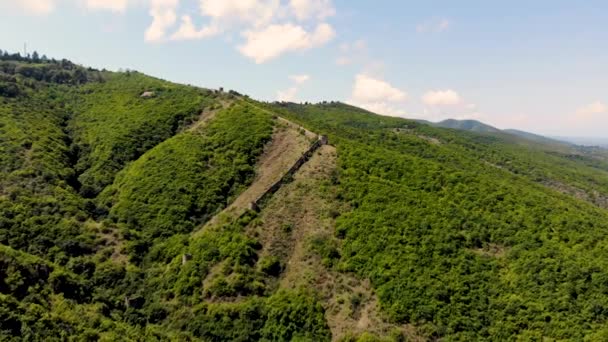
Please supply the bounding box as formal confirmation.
[2,54,608,341]
[69,72,216,197]
[428,118,582,149]
[503,128,570,145]
[435,118,501,133]
[269,101,608,339]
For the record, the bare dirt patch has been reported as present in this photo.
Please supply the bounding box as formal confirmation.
[187,99,232,132]
[393,128,442,145]
[542,179,608,209]
[192,118,312,237]
[248,145,423,341]
[472,243,508,258]
[85,220,128,264]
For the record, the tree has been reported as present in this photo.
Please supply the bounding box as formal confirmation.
[73,68,88,84]
[32,51,40,63]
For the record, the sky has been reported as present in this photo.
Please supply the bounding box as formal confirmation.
[1,0,607,137]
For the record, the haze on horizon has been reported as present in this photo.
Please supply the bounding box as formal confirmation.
[2,0,605,138]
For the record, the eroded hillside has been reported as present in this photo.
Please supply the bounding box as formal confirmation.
[2,54,608,341]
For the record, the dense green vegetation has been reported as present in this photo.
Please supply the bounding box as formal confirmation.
[134,212,331,341]
[2,52,608,340]
[0,73,93,259]
[102,101,273,259]
[272,102,608,339]
[68,72,216,197]
[271,102,608,204]
[0,53,331,340]
[432,118,501,133]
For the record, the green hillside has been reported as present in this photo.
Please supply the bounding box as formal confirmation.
[503,129,569,146]
[434,119,501,133]
[68,72,215,197]
[269,102,608,339]
[2,54,608,340]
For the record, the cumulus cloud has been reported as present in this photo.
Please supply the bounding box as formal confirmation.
[290,0,335,21]
[277,87,298,101]
[336,39,367,66]
[13,0,337,62]
[290,74,310,84]
[422,89,463,106]
[16,0,135,15]
[186,0,336,62]
[171,15,221,40]
[565,101,608,136]
[199,0,280,28]
[239,22,335,63]
[356,102,407,117]
[352,74,407,103]
[348,73,408,116]
[416,18,450,33]
[575,101,607,119]
[84,0,130,12]
[19,0,55,15]
[145,0,179,42]
[276,74,311,102]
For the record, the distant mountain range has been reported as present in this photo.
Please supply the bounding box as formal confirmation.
[421,118,607,149]
[434,119,502,133]
[552,136,608,148]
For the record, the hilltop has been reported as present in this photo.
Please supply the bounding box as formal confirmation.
[433,118,501,133]
[2,53,608,341]
[426,119,570,146]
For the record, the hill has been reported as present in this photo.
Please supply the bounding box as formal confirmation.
[429,119,572,146]
[503,128,570,146]
[434,118,501,133]
[426,118,608,171]
[2,53,608,340]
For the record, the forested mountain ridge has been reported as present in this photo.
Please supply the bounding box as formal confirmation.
[433,118,502,133]
[2,52,608,341]
[425,118,608,161]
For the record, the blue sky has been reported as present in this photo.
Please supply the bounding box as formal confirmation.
[1,0,606,137]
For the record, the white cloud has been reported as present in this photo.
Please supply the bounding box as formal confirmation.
[290,0,334,21]
[277,87,298,101]
[13,0,337,62]
[336,39,366,66]
[171,15,221,40]
[15,0,136,15]
[567,101,608,134]
[422,89,463,106]
[290,74,310,84]
[239,22,335,63]
[145,0,179,42]
[355,101,407,117]
[276,74,310,102]
[84,0,130,12]
[575,101,607,119]
[416,18,450,33]
[199,0,281,28]
[19,0,55,15]
[352,74,407,103]
[168,0,337,61]
[348,73,408,117]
